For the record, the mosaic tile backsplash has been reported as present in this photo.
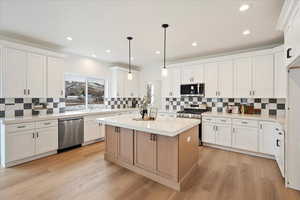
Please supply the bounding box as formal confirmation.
[104,97,141,109]
[164,97,286,116]
[0,98,66,118]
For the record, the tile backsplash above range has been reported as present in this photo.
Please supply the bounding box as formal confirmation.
[164,97,286,116]
[0,98,66,118]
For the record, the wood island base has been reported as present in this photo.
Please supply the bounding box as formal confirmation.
[104,125,199,191]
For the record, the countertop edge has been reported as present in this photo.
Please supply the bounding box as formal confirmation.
[97,118,200,137]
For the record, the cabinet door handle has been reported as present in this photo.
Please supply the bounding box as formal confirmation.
[150,134,153,141]
[249,91,252,96]
[24,89,27,95]
[37,132,39,138]
[242,121,248,124]
[28,89,30,95]
[32,133,35,138]
[287,48,292,59]
[232,128,235,133]
[260,124,263,129]
[252,90,255,96]
[276,139,280,147]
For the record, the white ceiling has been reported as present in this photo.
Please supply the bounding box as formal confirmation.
[0,0,284,67]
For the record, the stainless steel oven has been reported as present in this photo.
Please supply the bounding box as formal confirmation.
[180,83,205,96]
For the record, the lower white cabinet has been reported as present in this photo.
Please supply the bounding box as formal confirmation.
[84,117,105,143]
[36,127,58,155]
[2,120,58,167]
[258,122,276,155]
[202,116,280,157]
[6,131,36,162]
[202,119,232,147]
[215,125,232,147]
[202,123,216,144]
[232,126,258,152]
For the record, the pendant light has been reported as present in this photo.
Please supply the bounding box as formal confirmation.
[161,24,169,77]
[127,36,133,80]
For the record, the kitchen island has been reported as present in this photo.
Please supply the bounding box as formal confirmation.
[97,114,200,191]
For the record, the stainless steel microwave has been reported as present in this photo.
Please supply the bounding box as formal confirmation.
[180,83,205,96]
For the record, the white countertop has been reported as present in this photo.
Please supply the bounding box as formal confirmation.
[0,108,138,125]
[97,114,201,137]
[202,112,286,128]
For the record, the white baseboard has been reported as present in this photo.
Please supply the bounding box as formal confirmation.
[203,143,275,160]
[3,150,57,168]
[82,138,104,146]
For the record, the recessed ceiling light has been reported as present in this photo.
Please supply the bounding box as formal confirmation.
[192,42,198,47]
[91,54,96,58]
[155,50,161,54]
[105,49,111,53]
[66,36,73,41]
[239,4,250,12]
[243,29,251,35]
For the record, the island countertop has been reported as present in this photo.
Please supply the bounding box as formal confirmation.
[97,114,200,137]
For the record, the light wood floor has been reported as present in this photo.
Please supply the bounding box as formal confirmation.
[1,142,300,200]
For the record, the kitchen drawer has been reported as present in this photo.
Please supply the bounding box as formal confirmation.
[6,122,35,133]
[215,118,232,124]
[232,119,258,127]
[85,115,104,122]
[202,117,216,123]
[36,120,58,129]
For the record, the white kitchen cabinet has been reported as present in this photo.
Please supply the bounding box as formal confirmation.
[2,120,58,167]
[215,125,232,147]
[234,57,252,98]
[218,61,234,98]
[162,67,181,97]
[84,115,106,143]
[232,126,258,152]
[284,3,300,67]
[3,48,27,97]
[6,131,35,162]
[35,127,58,155]
[258,122,275,155]
[3,48,48,98]
[181,64,204,84]
[204,63,219,97]
[27,53,46,97]
[202,123,216,144]
[47,56,65,98]
[274,51,287,98]
[252,55,274,98]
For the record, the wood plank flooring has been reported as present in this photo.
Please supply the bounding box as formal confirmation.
[0,142,300,200]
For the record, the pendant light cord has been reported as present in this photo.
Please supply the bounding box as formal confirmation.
[162,24,169,69]
[127,36,133,73]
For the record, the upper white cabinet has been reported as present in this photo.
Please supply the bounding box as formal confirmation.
[3,48,27,97]
[3,48,46,98]
[274,51,287,98]
[27,53,46,97]
[205,61,234,98]
[181,64,204,84]
[47,56,65,98]
[204,63,219,97]
[234,54,274,98]
[234,57,252,98]
[278,0,300,67]
[252,54,274,98]
[0,41,65,98]
[162,67,181,97]
[111,67,140,98]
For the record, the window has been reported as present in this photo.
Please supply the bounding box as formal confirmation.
[65,74,105,110]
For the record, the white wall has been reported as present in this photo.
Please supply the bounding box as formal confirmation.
[64,54,112,97]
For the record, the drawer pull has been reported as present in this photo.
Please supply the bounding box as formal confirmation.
[17,125,26,129]
[241,121,248,124]
[44,122,51,125]
[221,120,226,122]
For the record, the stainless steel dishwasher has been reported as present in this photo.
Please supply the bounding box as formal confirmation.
[58,117,84,151]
